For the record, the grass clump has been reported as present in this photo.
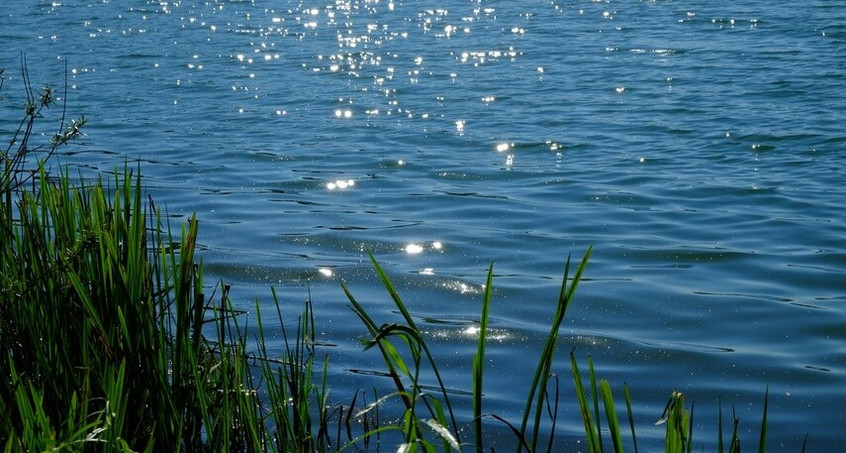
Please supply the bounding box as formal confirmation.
[0,63,270,451]
[0,161,259,451]
[0,160,367,451]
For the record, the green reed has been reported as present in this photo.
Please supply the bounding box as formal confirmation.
[337,248,596,452]
[342,254,462,451]
[568,354,784,453]
[0,162,328,452]
[471,264,494,453]
[342,247,793,453]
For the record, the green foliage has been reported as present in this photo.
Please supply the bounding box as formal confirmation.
[569,355,776,453]
[471,264,493,453]
[342,254,462,452]
[254,288,338,453]
[1,60,86,195]
[0,160,333,451]
[338,249,594,453]
[518,247,592,453]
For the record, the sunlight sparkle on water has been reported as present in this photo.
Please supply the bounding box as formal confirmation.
[462,326,512,342]
[318,268,333,277]
[19,2,840,448]
[326,179,355,190]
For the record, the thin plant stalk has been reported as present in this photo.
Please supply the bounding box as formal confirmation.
[472,263,494,453]
[518,245,592,453]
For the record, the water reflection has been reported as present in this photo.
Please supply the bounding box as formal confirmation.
[318,267,334,277]
[404,241,442,255]
[7,0,845,449]
[404,243,423,254]
[422,325,515,343]
[326,179,356,190]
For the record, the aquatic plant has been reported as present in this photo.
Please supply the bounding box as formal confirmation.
[341,248,787,453]
[339,248,591,453]
[1,60,86,195]
[0,62,267,451]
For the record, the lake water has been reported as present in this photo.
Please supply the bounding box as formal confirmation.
[2,0,845,450]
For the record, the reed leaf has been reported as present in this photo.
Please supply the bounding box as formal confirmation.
[600,379,624,453]
[367,253,462,443]
[758,387,769,453]
[623,383,638,453]
[472,263,494,453]
[589,356,604,453]
[519,246,592,453]
[570,352,601,453]
[342,279,413,411]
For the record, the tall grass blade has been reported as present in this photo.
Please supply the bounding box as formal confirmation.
[472,263,494,453]
[686,402,694,453]
[570,352,600,453]
[729,406,741,453]
[589,356,605,453]
[341,279,413,411]
[518,246,592,453]
[623,383,638,453]
[367,253,462,443]
[484,414,533,453]
[544,374,561,453]
[758,386,768,453]
[422,418,460,451]
[600,379,625,453]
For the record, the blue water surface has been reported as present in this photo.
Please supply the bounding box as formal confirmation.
[2,0,844,450]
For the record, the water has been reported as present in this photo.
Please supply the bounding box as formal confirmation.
[2,0,845,450]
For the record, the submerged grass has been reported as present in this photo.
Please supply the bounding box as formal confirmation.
[1,64,804,452]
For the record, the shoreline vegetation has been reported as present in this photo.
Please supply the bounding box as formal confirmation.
[1,67,802,452]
